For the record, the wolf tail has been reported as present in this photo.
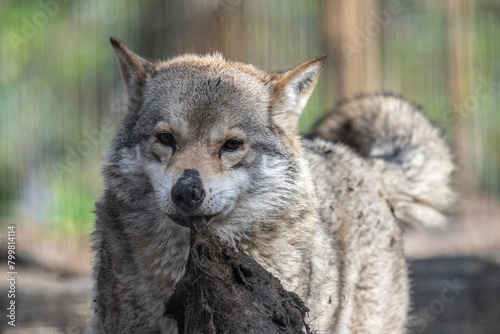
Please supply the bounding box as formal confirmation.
[313,93,455,230]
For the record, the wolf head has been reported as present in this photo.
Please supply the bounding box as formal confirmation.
[105,37,325,243]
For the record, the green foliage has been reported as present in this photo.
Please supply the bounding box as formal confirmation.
[48,175,96,237]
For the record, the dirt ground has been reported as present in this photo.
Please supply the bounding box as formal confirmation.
[0,194,498,333]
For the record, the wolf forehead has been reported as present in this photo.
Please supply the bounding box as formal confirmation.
[133,54,274,137]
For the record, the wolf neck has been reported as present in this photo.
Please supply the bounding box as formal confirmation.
[236,158,324,298]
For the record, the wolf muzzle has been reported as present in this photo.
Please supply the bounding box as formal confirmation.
[171,169,206,212]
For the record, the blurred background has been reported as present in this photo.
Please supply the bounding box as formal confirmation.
[1,0,499,333]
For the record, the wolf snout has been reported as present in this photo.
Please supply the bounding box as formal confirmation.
[171,169,206,212]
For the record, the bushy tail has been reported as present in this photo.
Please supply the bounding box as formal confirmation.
[314,93,456,230]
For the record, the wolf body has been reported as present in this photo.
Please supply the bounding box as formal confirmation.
[87,38,454,333]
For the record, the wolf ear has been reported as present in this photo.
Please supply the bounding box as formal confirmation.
[110,37,153,100]
[268,55,326,132]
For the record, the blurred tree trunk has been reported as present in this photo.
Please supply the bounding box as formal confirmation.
[446,0,476,193]
[138,1,224,59]
[324,0,382,98]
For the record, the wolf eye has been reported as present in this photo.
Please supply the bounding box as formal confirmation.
[157,133,176,148]
[221,139,243,152]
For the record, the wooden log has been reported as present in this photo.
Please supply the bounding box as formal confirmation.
[165,220,311,334]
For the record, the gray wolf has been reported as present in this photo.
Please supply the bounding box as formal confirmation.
[87,37,454,333]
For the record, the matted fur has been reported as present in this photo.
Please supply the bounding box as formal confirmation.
[86,38,454,334]
[314,93,456,230]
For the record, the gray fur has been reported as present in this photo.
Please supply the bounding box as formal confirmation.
[314,93,456,230]
[87,39,455,334]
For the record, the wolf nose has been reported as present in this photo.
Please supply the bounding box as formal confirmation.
[171,169,206,212]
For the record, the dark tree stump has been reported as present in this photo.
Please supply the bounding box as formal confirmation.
[165,221,311,334]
